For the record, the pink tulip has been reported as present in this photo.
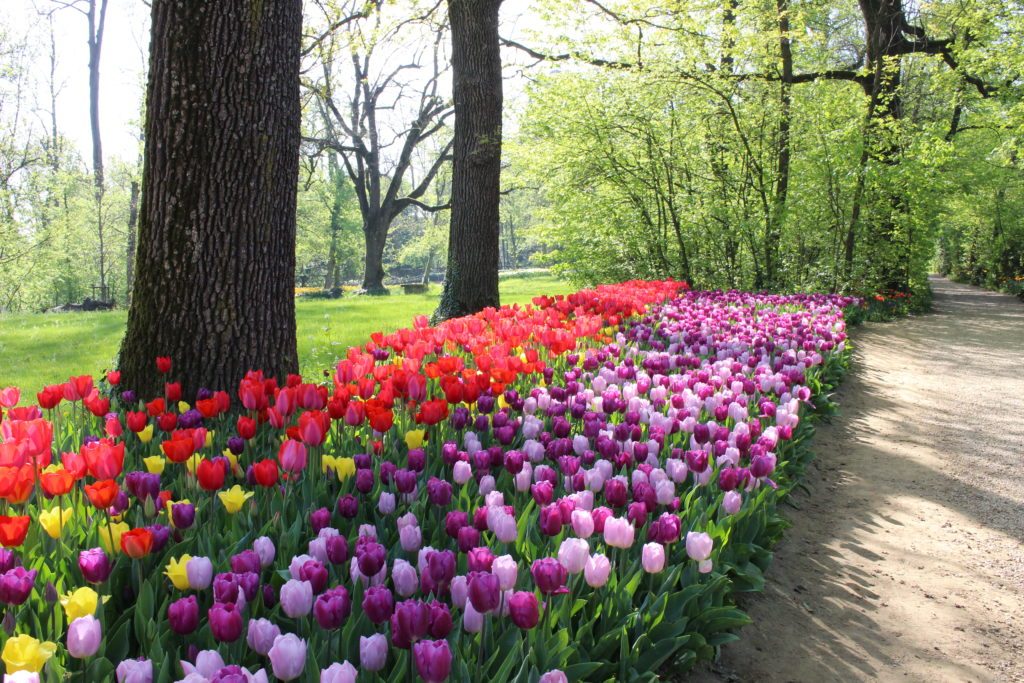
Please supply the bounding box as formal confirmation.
[641,543,666,573]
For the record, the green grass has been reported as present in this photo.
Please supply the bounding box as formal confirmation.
[0,273,573,397]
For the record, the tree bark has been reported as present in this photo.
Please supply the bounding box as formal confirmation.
[119,0,302,399]
[361,215,389,294]
[324,153,345,291]
[87,0,109,294]
[766,0,793,290]
[434,0,503,321]
[125,179,139,301]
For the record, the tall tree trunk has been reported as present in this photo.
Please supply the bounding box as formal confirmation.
[87,0,109,294]
[119,0,302,399]
[125,179,139,302]
[361,215,389,294]
[324,153,345,291]
[766,0,793,290]
[433,0,503,321]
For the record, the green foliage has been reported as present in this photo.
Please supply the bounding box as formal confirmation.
[513,0,1024,296]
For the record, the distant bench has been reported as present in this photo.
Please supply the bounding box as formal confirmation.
[400,283,430,294]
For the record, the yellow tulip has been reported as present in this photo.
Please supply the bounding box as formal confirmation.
[185,453,202,475]
[321,454,338,475]
[404,429,425,450]
[223,451,240,475]
[178,401,191,413]
[335,457,356,482]
[205,431,214,449]
[99,521,129,554]
[138,424,154,444]
[2,634,57,674]
[164,554,193,591]
[143,455,165,475]
[218,485,253,514]
[60,586,98,622]
[498,395,509,410]
[38,505,73,539]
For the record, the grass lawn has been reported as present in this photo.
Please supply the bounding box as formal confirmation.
[0,272,574,397]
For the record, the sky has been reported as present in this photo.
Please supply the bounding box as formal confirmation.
[7,0,150,164]
[2,0,558,166]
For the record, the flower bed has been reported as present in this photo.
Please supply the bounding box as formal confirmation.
[0,281,857,682]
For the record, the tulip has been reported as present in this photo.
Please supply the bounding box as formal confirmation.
[268,633,307,681]
[557,538,589,574]
[78,548,112,584]
[359,633,388,672]
[0,517,29,548]
[280,579,314,618]
[170,502,195,529]
[413,640,452,683]
[722,490,743,515]
[539,670,569,683]
[247,618,281,656]
[584,553,611,588]
[115,658,152,683]
[278,440,308,473]
[531,558,568,595]
[467,572,500,613]
[253,536,276,567]
[603,516,635,549]
[392,559,418,597]
[0,567,35,607]
[38,506,73,539]
[570,509,594,538]
[314,586,352,629]
[507,591,539,629]
[120,528,153,559]
[362,586,394,624]
[167,596,199,635]
[642,542,666,573]
[60,586,98,622]
[321,661,358,683]
[685,531,714,562]
[390,600,430,649]
[1,635,56,674]
[186,556,213,590]
[461,600,483,634]
[208,601,243,642]
[218,485,254,514]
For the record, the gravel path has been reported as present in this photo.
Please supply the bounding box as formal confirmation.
[691,277,1024,682]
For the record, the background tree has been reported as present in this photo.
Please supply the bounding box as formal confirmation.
[118,0,304,397]
[305,1,454,295]
[433,0,504,321]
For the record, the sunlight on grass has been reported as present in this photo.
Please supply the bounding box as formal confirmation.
[0,273,574,396]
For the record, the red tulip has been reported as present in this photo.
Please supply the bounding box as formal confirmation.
[165,382,182,403]
[158,412,178,432]
[63,376,94,402]
[415,400,449,426]
[155,357,172,374]
[146,398,166,417]
[121,528,154,558]
[0,515,30,547]
[0,464,34,504]
[236,416,256,440]
[126,411,149,433]
[40,467,75,497]
[81,439,125,479]
[36,385,63,410]
[253,459,279,487]
[161,432,196,463]
[85,480,120,509]
[196,459,226,491]
[106,370,121,385]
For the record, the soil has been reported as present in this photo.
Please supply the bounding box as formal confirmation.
[690,276,1024,683]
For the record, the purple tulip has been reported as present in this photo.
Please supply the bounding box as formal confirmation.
[426,477,452,506]
[336,494,358,519]
[314,585,352,630]
[362,586,394,624]
[299,559,329,594]
[321,661,358,683]
[0,567,36,605]
[230,549,261,575]
[360,633,388,672]
[413,639,452,683]
[67,615,102,658]
[115,658,152,683]
[280,579,314,618]
[508,591,539,629]
[208,601,243,642]
[167,596,199,634]
[390,599,430,649]
[310,507,332,534]
[530,558,568,595]
[268,633,307,681]
[246,617,281,656]
[427,601,452,639]
[467,572,500,613]
[78,548,111,584]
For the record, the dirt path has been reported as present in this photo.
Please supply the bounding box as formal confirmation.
[691,277,1024,683]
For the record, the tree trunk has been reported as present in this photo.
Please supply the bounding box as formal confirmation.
[87,0,109,293]
[119,0,302,399]
[360,215,389,295]
[125,179,139,302]
[324,154,345,291]
[433,0,503,321]
[766,0,793,290]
